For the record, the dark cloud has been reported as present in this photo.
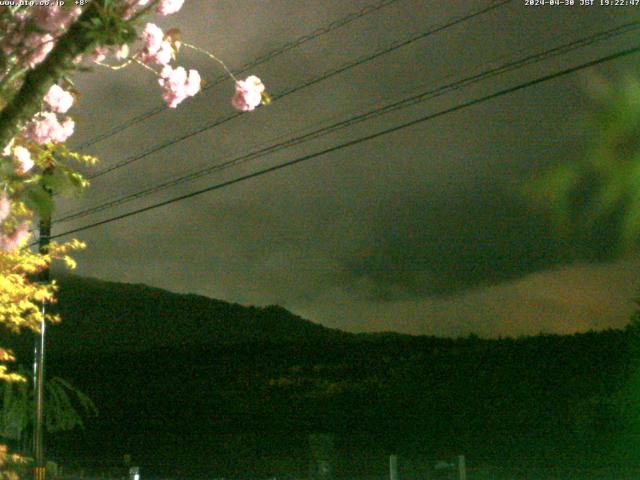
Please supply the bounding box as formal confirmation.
[340,180,561,295]
[52,0,640,337]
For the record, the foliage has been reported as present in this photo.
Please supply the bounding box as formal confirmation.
[0,2,119,386]
[0,366,97,448]
[0,0,268,385]
[526,77,640,258]
[0,1,194,470]
[49,318,637,475]
[0,443,27,480]
[0,3,272,476]
[0,238,84,385]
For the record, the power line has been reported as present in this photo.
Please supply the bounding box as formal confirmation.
[31,0,513,237]
[46,45,640,241]
[75,0,405,150]
[53,20,640,225]
[85,0,513,180]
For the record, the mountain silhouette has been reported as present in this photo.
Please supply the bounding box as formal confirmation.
[47,275,355,352]
[8,274,353,356]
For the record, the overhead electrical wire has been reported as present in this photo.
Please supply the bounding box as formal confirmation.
[53,20,640,225]
[84,0,513,180]
[27,0,515,237]
[44,45,640,242]
[75,0,407,150]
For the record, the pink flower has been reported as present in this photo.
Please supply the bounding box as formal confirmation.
[157,0,185,15]
[158,65,201,108]
[2,139,13,157]
[86,45,110,63]
[1,224,29,252]
[13,146,33,175]
[123,0,151,20]
[24,112,75,144]
[0,193,10,223]
[31,5,81,33]
[59,117,75,141]
[0,19,25,57]
[115,44,130,60]
[231,75,265,112]
[24,33,54,68]
[44,84,74,113]
[185,69,201,96]
[0,10,31,53]
[141,23,163,52]
[139,23,173,66]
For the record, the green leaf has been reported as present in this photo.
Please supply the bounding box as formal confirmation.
[22,185,53,219]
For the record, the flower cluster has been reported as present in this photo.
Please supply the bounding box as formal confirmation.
[0,0,269,251]
[21,83,75,146]
[139,23,174,66]
[0,193,9,223]
[12,146,33,175]
[125,0,185,18]
[136,23,267,110]
[136,22,201,107]
[0,224,28,252]
[31,4,81,33]
[2,142,32,176]
[232,76,266,112]
[0,186,29,253]
[157,0,186,16]
[158,65,201,108]
[0,6,80,68]
[24,112,75,145]
[44,84,74,114]
[0,82,75,245]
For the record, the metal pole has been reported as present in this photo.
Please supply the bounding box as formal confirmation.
[33,179,52,480]
[389,455,398,480]
[33,305,46,480]
[457,454,466,480]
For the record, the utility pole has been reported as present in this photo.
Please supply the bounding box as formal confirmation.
[33,171,52,480]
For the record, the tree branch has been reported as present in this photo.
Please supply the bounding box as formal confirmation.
[0,3,102,150]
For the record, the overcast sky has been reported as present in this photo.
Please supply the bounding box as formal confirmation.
[51,0,640,337]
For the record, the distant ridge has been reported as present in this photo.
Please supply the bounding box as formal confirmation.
[4,275,636,476]
[9,274,354,356]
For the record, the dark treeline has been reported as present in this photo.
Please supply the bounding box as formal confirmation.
[4,276,640,477]
[44,328,640,477]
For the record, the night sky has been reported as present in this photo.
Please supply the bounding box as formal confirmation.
[53,0,640,337]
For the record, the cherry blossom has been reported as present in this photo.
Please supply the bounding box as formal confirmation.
[31,5,81,33]
[0,224,28,252]
[24,33,54,68]
[12,146,33,175]
[139,23,173,66]
[1,139,13,157]
[85,45,111,64]
[58,117,75,142]
[157,0,185,16]
[44,85,74,114]
[231,76,265,112]
[0,5,82,70]
[122,0,146,20]
[158,65,201,108]
[0,194,9,223]
[116,44,130,60]
[24,112,75,145]
[0,19,24,56]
